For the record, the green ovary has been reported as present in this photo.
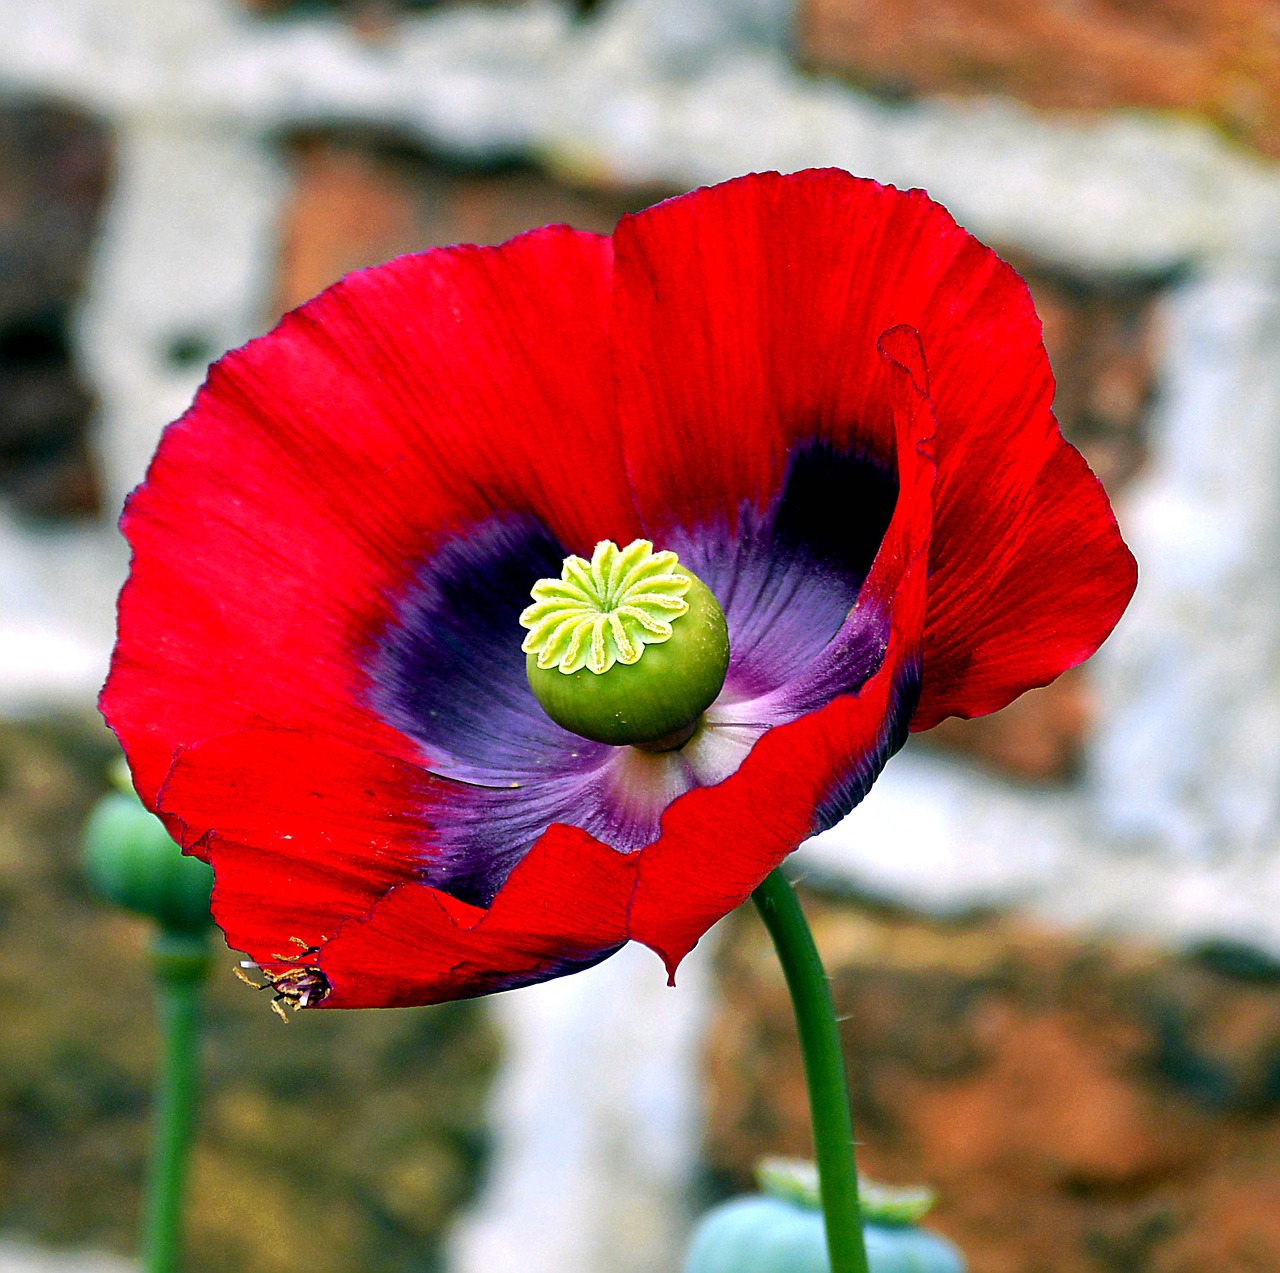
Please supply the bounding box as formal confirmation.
[519,539,730,748]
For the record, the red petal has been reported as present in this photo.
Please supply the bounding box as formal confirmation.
[629,324,937,974]
[102,226,640,810]
[912,438,1137,728]
[611,169,1134,724]
[612,170,947,532]
[155,729,437,960]
[630,622,923,976]
[313,826,639,1009]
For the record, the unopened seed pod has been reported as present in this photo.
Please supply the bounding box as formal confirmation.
[83,787,213,935]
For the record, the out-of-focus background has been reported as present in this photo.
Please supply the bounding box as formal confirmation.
[3,1,1280,1271]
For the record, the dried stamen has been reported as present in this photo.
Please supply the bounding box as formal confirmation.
[233,944,331,1018]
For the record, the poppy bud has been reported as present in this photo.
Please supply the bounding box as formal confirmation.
[520,539,730,748]
[683,1159,965,1273]
[83,773,214,936]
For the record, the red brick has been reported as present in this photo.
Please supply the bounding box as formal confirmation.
[706,897,1280,1273]
[272,131,661,317]
[801,0,1280,157]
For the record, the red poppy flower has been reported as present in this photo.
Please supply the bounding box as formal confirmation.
[100,170,1136,1010]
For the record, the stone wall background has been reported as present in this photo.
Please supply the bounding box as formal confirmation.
[707,890,1280,1273]
[3,1,1280,1271]
[0,715,498,1273]
[0,99,109,521]
[802,0,1280,158]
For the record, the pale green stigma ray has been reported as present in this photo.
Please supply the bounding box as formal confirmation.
[519,538,693,675]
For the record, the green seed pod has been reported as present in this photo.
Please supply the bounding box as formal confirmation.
[83,787,214,935]
[520,539,730,748]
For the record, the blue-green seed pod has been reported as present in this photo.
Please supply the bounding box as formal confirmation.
[520,539,730,748]
[83,785,214,935]
[683,1161,965,1273]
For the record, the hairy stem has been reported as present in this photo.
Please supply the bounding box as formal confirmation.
[752,869,869,1273]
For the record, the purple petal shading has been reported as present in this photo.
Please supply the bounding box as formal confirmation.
[367,444,899,906]
[484,945,626,995]
[671,442,897,708]
[368,514,610,787]
[811,656,921,835]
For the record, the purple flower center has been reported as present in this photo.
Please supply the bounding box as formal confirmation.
[367,442,896,905]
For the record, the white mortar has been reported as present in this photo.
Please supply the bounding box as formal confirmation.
[4,1,1280,1269]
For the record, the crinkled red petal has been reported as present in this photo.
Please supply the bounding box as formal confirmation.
[314,827,639,1009]
[630,325,935,976]
[911,435,1137,728]
[611,169,1135,724]
[101,226,637,814]
[612,170,909,534]
[155,729,438,961]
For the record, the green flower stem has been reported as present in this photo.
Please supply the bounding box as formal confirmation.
[145,932,213,1273]
[752,869,869,1273]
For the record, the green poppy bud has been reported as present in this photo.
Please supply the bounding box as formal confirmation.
[520,539,730,749]
[82,782,214,935]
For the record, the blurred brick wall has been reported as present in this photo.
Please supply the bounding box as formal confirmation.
[707,892,1280,1273]
[0,98,110,520]
[801,0,1280,156]
[272,131,665,316]
[0,716,498,1273]
[242,0,534,19]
